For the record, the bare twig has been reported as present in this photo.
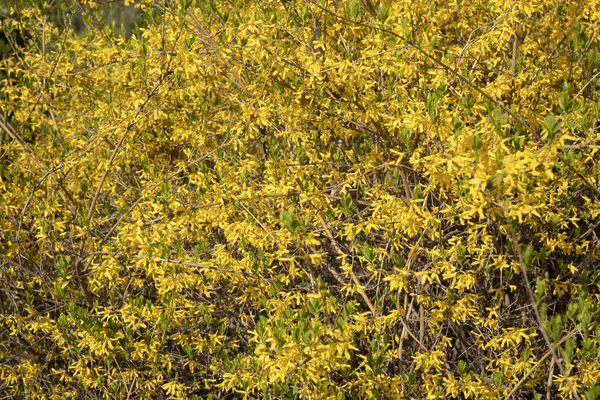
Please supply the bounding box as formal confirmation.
[85,70,172,229]
[506,328,578,399]
[574,70,600,100]
[187,9,249,95]
[151,257,269,281]
[125,376,136,400]
[511,22,519,76]
[510,230,581,400]
[312,3,535,135]
[315,213,377,314]
[563,159,600,199]
[398,295,415,365]
[546,357,555,400]
[240,202,278,243]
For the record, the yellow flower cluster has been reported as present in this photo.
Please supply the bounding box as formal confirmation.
[1,0,599,398]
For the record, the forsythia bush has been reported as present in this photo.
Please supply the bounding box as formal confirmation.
[1,0,600,398]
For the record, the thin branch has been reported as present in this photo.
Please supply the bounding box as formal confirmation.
[151,257,269,281]
[85,69,173,229]
[506,328,579,399]
[311,3,535,135]
[314,212,376,314]
[511,22,519,76]
[510,230,581,400]
[574,69,600,100]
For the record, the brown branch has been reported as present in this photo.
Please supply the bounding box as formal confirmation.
[506,328,578,399]
[85,70,173,229]
[511,22,519,76]
[311,3,535,135]
[187,9,249,95]
[510,230,581,400]
[314,213,377,315]
[151,257,269,281]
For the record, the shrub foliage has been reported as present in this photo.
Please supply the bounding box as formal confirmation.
[1,0,600,399]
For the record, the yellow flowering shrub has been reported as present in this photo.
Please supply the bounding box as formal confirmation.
[1,0,600,398]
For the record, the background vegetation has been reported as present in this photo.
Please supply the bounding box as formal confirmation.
[1,0,600,398]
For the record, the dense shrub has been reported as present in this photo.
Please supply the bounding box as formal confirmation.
[1,0,600,398]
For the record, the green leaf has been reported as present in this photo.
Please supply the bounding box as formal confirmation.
[280,209,299,233]
[523,244,534,267]
[360,243,375,263]
[376,3,389,23]
[341,192,352,214]
[308,297,321,317]
[585,385,600,400]
[492,371,503,388]
[347,0,360,19]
